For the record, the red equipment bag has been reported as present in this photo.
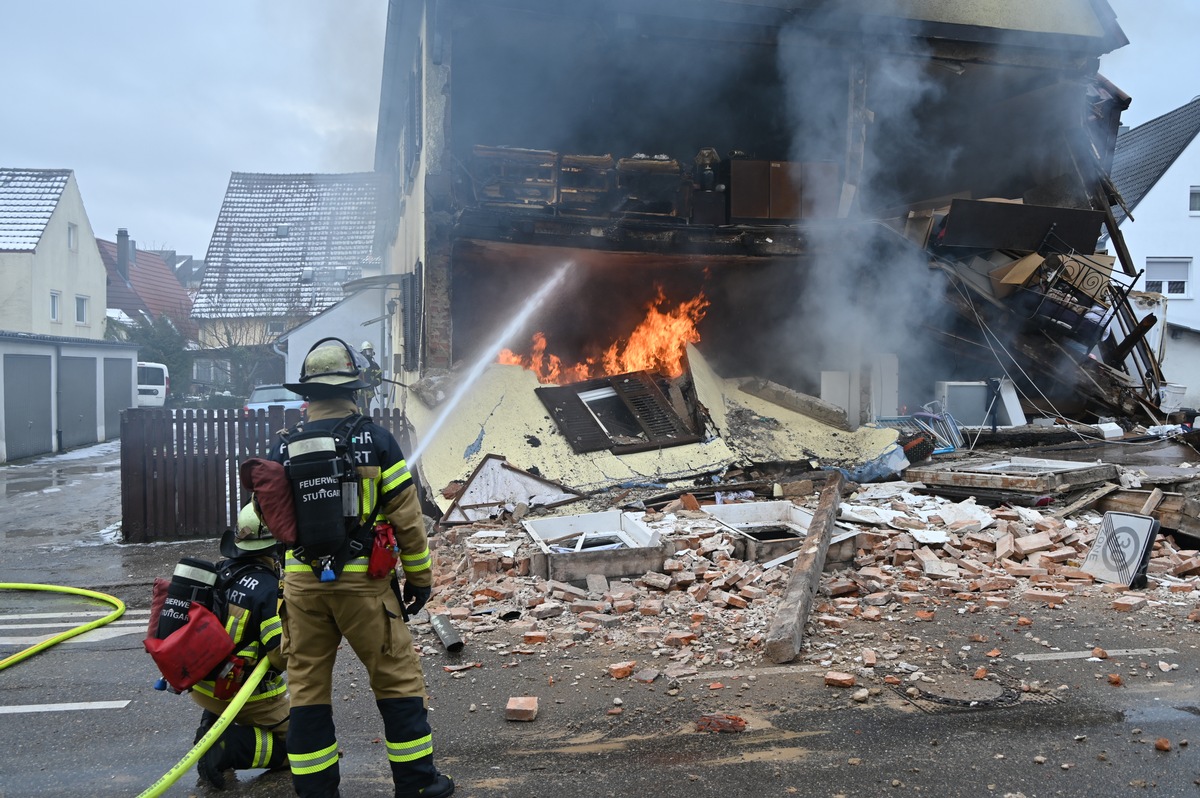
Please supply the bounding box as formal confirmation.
[367,521,399,579]
[239,457,298,545]
[143,603,234,692]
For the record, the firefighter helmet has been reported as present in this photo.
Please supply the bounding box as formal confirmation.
[219,501,278,558]
[285,337,372,394]
[360,340,375,356]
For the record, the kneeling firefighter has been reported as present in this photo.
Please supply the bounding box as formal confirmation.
[272,337,453,798]
[192,503,291,789]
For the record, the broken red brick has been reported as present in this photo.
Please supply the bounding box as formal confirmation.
[696,713,746,733]
[606,661,637,679]
[663,631,697,647]
[1113,596,1147,612]
[1107,673,1124,687]
[1023,589,1068,606]
[505,696,539,721]
[824,671,856,688]
[1092,647,1108,659]
[639,600,664,616]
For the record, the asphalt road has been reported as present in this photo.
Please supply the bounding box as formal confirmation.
[2,442,1199,797]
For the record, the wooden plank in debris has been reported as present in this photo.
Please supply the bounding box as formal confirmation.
[1051,482,1120,519]
[765,472,843,664]
[905,458,1118,494]
[1139,488,1165,515]
[736,378,851,431]
[1097,490,1200,537]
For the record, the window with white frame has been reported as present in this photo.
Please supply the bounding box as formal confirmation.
[75,295,89,324]
[67,222,78,251]
[1191,187,1200,213]
[1145,258,1191,298]
[50,291,61,322]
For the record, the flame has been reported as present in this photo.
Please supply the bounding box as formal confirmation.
[498,287,709,384]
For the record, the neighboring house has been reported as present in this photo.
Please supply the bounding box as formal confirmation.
[0,168,138,462]
[191,171,381,392]
[371,1,1161,426]
[0,168,108,339]
[1108,97,1200,409]
[276,282,389,398]
[169,254,206,294]
[99,228,197,340]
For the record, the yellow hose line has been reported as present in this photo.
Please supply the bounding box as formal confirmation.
[0,582,126,671]
[0,582,273,797]
[136,656,271,798]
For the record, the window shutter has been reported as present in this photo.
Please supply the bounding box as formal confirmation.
[612,372,698,446]
[536,383,613,453]
[400,270,422,371]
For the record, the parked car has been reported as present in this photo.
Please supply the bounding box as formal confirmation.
[137,362,170,407]
[243,384,306,416]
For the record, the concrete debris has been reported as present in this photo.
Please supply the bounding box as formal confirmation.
[412,462,1200,687]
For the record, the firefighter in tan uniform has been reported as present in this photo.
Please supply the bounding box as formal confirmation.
[273,338,453,798]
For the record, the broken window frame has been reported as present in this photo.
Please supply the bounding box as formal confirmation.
[536,370,701,455]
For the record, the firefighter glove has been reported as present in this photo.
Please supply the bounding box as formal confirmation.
[403,582,431,615]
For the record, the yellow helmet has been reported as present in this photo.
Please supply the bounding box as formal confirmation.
[220,501,277,557]
[286,337,371,392]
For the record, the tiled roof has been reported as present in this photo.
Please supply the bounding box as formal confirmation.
[97,238,197,339]
[1110,97,1200,225]
[193,172,380,320]
[0,168,72,252]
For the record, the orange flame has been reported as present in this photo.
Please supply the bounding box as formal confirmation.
[498,287,709,384]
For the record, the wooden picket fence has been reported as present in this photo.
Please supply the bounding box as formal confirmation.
[119,407,409,543]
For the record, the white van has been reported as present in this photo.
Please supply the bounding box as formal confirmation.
[137,362,170,407]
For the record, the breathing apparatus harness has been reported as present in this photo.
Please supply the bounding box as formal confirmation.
[282,412,382,581]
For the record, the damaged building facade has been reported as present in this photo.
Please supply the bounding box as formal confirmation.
[371,0,1170,495]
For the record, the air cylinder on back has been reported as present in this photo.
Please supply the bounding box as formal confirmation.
[154,557,219,639]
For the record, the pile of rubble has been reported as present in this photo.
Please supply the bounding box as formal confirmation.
[414,478,1200,682]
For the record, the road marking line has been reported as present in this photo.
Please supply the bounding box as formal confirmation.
[0,609,151,621]
[1,619,145,631]
[0,700,130,715]
[0,626,146,645]
[1013,647,1178,662]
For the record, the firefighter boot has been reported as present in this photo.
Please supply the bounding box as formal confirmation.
[198,724,271,790]
[396,773,454,798]
[378,697,453,798]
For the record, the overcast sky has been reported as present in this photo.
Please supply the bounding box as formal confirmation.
[0,1,1191,261]
[2,1,387,258]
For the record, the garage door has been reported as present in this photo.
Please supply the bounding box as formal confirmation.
[60,356,98,450]
[4,354,52,461]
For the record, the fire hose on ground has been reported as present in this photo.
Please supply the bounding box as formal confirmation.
[0,582,268,797]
